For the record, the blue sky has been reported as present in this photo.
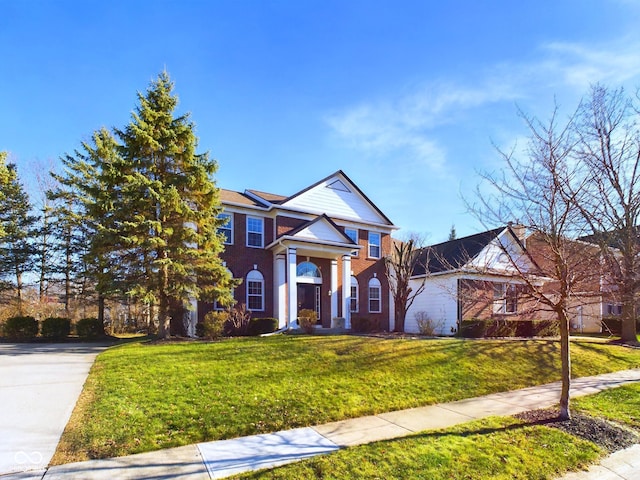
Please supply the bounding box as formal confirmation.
[2,1,640,242]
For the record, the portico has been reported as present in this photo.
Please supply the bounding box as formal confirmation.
[271,236,357,329]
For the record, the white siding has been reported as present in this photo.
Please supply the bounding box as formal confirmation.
[283,175,388,225]
[470,231,534,274]
[295,219,348,243]
[405,276,459,336]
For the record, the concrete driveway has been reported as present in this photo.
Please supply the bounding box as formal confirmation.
[0,343,108,476]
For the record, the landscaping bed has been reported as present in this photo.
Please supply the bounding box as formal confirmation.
[515,409,639,453]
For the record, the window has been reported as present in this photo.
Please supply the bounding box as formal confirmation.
[368,232,381,258]
[607,303,622,316]
[345,228,359,256]
[350,276,359,312]
[493,283,517,314]
[246,270,264,311]
[297,261,322,280]
[217,213,233,244]
[368,277,382,313]
[247,217,264,248]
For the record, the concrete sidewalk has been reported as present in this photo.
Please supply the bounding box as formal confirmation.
[8,368,637,480]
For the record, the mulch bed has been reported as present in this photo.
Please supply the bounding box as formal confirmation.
[515,409,639,453]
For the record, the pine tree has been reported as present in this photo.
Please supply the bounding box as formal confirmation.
[448,224,457,241]
[0,157,38,310]
[113,72,236,337]
[52,129,123,320]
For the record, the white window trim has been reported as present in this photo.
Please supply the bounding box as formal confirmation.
[345,228,359,257]
[493,283,517,315]
[246,216,264,248]
[368,232,381,259]
[368,277,382,313]
[218,213,233,245]
[247,270,265,312]
[350,276,359,313]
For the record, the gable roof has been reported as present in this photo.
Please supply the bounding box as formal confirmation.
[280,170,395,226]
[221,170,396,228]
[283,214,357,245]
[414,227,506,275]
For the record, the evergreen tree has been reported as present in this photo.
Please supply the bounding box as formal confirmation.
[448,224,457,241]
[0,157,38,310]
[52,129,121,319]
[115,72,236,337]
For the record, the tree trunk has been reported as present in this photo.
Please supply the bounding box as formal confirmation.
[558,309,571,420]
[157,260,171,339]
[394,298,406,332]
[620,283,637,344]
[15,267,23,315]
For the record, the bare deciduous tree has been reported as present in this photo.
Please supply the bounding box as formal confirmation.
[385,233,428,332]
[472,105,600,419]
[573,84,640,344]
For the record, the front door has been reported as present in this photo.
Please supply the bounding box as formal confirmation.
[297,284,321,324]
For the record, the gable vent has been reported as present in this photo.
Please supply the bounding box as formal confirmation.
[326,179,351,193]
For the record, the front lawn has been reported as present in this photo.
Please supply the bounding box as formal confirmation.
[234,365,640,480]
[233,416,601,480]
[53,335,640,463]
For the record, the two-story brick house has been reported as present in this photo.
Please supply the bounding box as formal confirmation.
[199,171,397,330]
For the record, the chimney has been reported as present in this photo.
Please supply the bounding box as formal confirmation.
[508,222,526,243]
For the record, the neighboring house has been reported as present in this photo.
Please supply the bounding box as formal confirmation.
[404,226,545,335]
[524,233,614,334]
[199,171,397,330]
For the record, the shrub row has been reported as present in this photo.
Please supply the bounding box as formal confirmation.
[351,317,382,333]
[459,319,559,338]
[1,316,104,341]
[196,310,279,340]
[601,317,640,335]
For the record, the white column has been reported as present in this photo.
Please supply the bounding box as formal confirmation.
[330,259,338,323]
[275,253,287,329]
[342,254,352,329]
[287,247,298,328]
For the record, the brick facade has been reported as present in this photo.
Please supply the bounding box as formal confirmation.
[199,171,397,330]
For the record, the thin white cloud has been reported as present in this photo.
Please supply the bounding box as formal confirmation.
[541,38,640,89]
[326,34,640,179]
[325,80,520,175]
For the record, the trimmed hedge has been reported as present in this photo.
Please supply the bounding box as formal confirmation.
[601,317,622,335]
[459,319,559,338]
[76,318,104,339]
[248,318,278,336]
[3,316,39,340]
[41,317,71,339]
[351,316,381,333]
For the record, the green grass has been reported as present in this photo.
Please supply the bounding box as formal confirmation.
[53,335,640,463]
[574,382,640,430]
[232,417,602,480]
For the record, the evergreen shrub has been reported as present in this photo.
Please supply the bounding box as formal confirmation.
[41,317,71,339]
[3,316,39,340]
[76,318,104,339]
[459,319,559,338]
[351,316,380,333]
[248,318,278,336]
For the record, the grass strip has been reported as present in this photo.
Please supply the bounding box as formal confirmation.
[231,416,602,479]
